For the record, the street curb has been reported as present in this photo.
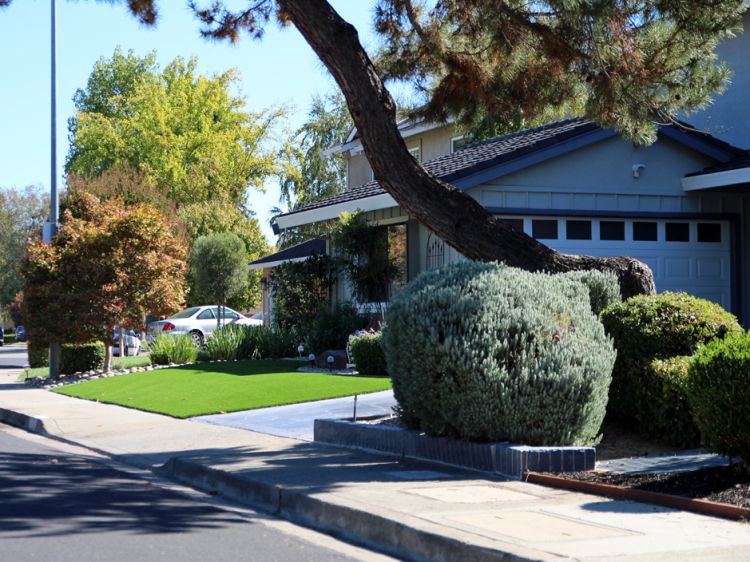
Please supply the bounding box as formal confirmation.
[161,457,536,562]
[0,408,48,434]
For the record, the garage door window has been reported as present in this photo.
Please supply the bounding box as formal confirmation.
[600,221,625,241]
[666,223,690,242]
[633,222,658,241]
[698,223,722,243]
[566,220,592,240]
[532,219,558,240]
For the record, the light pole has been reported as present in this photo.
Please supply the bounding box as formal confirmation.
[44,0,61,379]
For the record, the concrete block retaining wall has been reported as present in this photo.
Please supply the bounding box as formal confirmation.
[314,418,594,478]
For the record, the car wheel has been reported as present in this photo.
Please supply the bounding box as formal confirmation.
[190,331,204,348]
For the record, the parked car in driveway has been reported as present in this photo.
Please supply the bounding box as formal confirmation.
[147,305,252,347]
[15,326,26,342]
[114,328,141,357]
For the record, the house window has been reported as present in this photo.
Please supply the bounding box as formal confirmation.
[600,221,625,241]
[408,146,421,162]
[633,221,658,241]
[451,135,467,153]
[698,223,722,243]
[566,220,592,240]
[498,218,524,232]
[532,219,558,240]
[388,224,408,296]
[665,223,690,242]
[426,232,445,271]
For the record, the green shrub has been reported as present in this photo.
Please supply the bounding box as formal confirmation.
[237,325,297,359]
[600,292,741,432]
[307,302,370,353]
[204,324,245,361]
[28,341,49,368]
[560,270,621,316]
[642,356,699,447]
[150,334,197,365]
[60,342,105,375]
[350,332,387,376]
[687,332,750,465]
[382,262,615,446]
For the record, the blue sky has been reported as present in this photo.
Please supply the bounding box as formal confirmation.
[0,0,379,241]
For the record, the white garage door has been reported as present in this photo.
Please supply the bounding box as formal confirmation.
[497,216,733,310]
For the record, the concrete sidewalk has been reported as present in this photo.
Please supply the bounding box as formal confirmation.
[1,373,749,561]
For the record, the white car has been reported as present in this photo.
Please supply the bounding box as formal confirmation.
[147,305,253,347]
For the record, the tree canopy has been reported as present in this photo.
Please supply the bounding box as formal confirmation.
[67,49,281,206]
[22,192,187,369]
[275,91,353,247]
[0,186,48,309]
[189,232,249,322]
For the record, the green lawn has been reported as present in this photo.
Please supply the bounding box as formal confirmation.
[54,359,392,418]
[20,355,152,381]
[3,333,16,344]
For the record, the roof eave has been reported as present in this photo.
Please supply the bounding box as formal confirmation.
[275,192,397,229]
[682,166,750,191]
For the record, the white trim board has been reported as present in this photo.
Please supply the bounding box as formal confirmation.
[275,192,397,229]
[682,167,750,191]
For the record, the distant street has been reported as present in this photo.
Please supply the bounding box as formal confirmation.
[0,342,27,370]
[0,425,385,562]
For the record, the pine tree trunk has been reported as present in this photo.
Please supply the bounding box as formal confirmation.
[277,0,656,298]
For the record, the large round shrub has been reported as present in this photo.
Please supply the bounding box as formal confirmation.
[687,331,750,465]
[600,292,741,434]
[382,262,616,446]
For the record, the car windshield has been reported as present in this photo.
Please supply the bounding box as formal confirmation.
[170,307,201,319]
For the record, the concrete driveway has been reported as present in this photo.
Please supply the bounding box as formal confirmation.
[194,390,396,441]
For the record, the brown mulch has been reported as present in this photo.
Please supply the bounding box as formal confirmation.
[548,465,750,509]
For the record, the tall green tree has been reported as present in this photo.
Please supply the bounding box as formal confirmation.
[0,186,48,308]
[190,233,249,329]
[275,91,352,248]
[67,50,280,206]
[66,49,280,308]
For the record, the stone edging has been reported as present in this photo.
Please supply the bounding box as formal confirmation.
[25,362,192,390]
[314,418,595,479]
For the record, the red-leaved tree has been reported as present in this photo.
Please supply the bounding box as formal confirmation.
[22,192,188,374]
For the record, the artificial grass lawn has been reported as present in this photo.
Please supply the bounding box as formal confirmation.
[20,355,152,381]
[54,359,392,418]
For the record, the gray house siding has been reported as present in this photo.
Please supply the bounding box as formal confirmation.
[347,135,748,324]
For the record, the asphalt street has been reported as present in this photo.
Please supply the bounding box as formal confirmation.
[0,424,390,562]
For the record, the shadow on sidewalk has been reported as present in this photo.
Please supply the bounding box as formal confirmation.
[118,440,481,495]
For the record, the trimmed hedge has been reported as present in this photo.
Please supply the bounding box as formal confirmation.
[28,341,49,368]
[600,292,742,439]
[382,262,615,446]
[560,270,621,316]
[350,332,387,376]
[687,332,750,465]
[307,302,370,353]
[643,356,699,447]
[60,342,105,375]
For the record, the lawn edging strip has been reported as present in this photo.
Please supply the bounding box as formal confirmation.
[161,456,533,562]
[314,418,594,478]
[525,471,750,521]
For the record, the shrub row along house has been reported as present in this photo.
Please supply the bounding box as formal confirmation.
[257,9,750,327]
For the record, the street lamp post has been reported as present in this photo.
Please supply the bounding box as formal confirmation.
[44,0,61,379]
